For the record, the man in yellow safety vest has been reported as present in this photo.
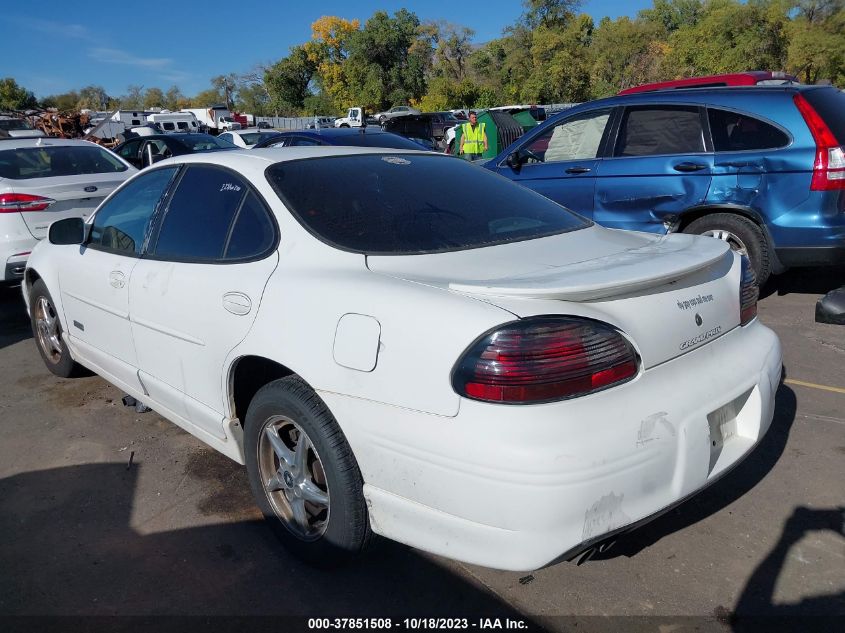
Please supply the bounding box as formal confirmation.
[459,111,488,161]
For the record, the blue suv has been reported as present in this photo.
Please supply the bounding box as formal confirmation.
[487,85,845,283]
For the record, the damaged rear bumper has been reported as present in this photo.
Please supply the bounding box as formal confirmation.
[320,319,782,572]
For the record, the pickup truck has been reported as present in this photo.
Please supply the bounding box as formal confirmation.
[334,107,366,128]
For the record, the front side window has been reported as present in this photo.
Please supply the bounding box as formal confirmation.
[708,109,789,152]
[616,106,705,156]
[0,145,129,180]
[266,154,589,255]
[88,167,178,255]
[151,165,274,261]
[117,139,141,160]
[523,109,612,163]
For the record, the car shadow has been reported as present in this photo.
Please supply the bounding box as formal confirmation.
[0,282,31,351]
[0,462,545,629]
[730,505,844,631]
[760,266,845,300]
[593,384,797,561]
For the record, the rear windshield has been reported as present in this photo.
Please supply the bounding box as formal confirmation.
[803,88,845,145]
[239,132,277,145]
[330,132,425,150]
[0,119,34,131]
[266,154,589,254]
[0,145,128,180]
[178,135,236,151]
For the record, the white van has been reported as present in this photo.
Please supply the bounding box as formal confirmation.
[146,112,200,134]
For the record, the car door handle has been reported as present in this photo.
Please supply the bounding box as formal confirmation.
[673,162,707,172]
[565,166,592,174]
[222,292,252,316]
[109,270,125,289]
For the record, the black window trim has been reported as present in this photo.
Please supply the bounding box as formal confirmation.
[83,164,182,258]
[607,103,711,160]
[265,152,592,257]
[704,105,793,154]
[143,162,280,265]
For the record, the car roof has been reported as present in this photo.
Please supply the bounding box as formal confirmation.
[274,128,394,137]
[0,137,105,150]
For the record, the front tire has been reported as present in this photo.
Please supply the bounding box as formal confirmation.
[684,213,771,284]
[29,279,85,378]
[244,376,372,566]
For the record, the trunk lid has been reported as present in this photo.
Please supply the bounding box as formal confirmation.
[367,226,740,368]
[3,174,126,239]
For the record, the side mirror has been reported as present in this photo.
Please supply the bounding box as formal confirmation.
[506,151,524,170]
[49,217,86,245]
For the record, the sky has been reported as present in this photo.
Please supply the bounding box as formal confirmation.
[1,0,651,99]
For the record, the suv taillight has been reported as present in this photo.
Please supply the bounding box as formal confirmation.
[0,193,56,213]
[452,316,640,404]
[740,256,758,326]
[793,93,845,191]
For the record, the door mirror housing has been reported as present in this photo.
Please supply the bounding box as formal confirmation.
[49,217,86,245]
[506,150,525,170]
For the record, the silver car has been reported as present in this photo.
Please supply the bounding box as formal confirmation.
[0,138,136,282]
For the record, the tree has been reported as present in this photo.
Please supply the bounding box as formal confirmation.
[192,88,224,107]
[143,87,165,109]
[590,16,667,96]
[0,77,37,111]
[76,85,109,110]
[522,14,595,103]
[120,85,144,110]
[787,1,845,84]
[304,16,360,110]
[265,46,316,113]
[164,85,184,110]
[212,74,239,109]
[639,0,703,34]
[41,91,80,111]
[520,0,581,29]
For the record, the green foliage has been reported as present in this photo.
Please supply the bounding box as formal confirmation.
[265,46,316,113]
[0,77,37,111]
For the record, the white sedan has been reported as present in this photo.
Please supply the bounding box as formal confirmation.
[1,138,135,283]
[23,148,782,571]
[217,128,281,149]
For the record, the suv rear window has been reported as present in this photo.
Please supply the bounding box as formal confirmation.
[266,154,589,255]
[708,109,789,152]
[802,88,845,145]
[0,145,128,180]
[616,106,705,156]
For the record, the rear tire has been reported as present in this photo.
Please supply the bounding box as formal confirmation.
[244,376,372,566]
[29,279,85,378]
[684,213,771,284]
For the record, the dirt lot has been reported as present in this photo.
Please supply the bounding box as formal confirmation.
[0,269,843,632]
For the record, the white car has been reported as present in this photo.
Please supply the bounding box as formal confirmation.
[0,115,45,139]
[218,129,282,149]
[1,138,135,283]
[23,148,782,571]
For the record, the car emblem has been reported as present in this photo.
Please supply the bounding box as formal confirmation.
[84,186,98,193]
[695,313,703,327]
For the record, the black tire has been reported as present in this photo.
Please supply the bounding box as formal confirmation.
[684,213,771,284]
[339,124,349,128]
[29,279,86,378]
[244,375,372,566]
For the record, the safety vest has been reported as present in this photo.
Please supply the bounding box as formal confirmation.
[462,122,486,154]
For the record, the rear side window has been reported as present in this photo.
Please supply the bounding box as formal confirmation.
[266,154,589,255]
[708,109,789,152]
[802,88,845,145]
[162,122,175,131]
[0,145,128,180]
[151,165,274,261]
[89,167,178,255]
[616,106,705,156]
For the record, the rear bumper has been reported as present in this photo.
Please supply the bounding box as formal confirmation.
[775,246,845,267]
[322,320,782,571]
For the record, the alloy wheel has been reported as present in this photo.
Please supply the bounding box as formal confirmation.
[34,296,63,364]
[701,229,748,256]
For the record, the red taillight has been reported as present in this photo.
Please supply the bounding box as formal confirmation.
[0,193,56,213]
[793,93,845,191]
[740,256,758,326]
[452,317,640,404]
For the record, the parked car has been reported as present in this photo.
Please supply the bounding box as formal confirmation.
[0,116,45,139]
[0,138,135,283]
[380,115,439,150]
[306,117,336,129]
[114,133,237,169]
[24,147,780,571]
[619,71,800,95]
[218,129,283,149]
[252,128,428,150]
[256,121,273,129]
[373,105,421,124]
[488,84,845,284]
